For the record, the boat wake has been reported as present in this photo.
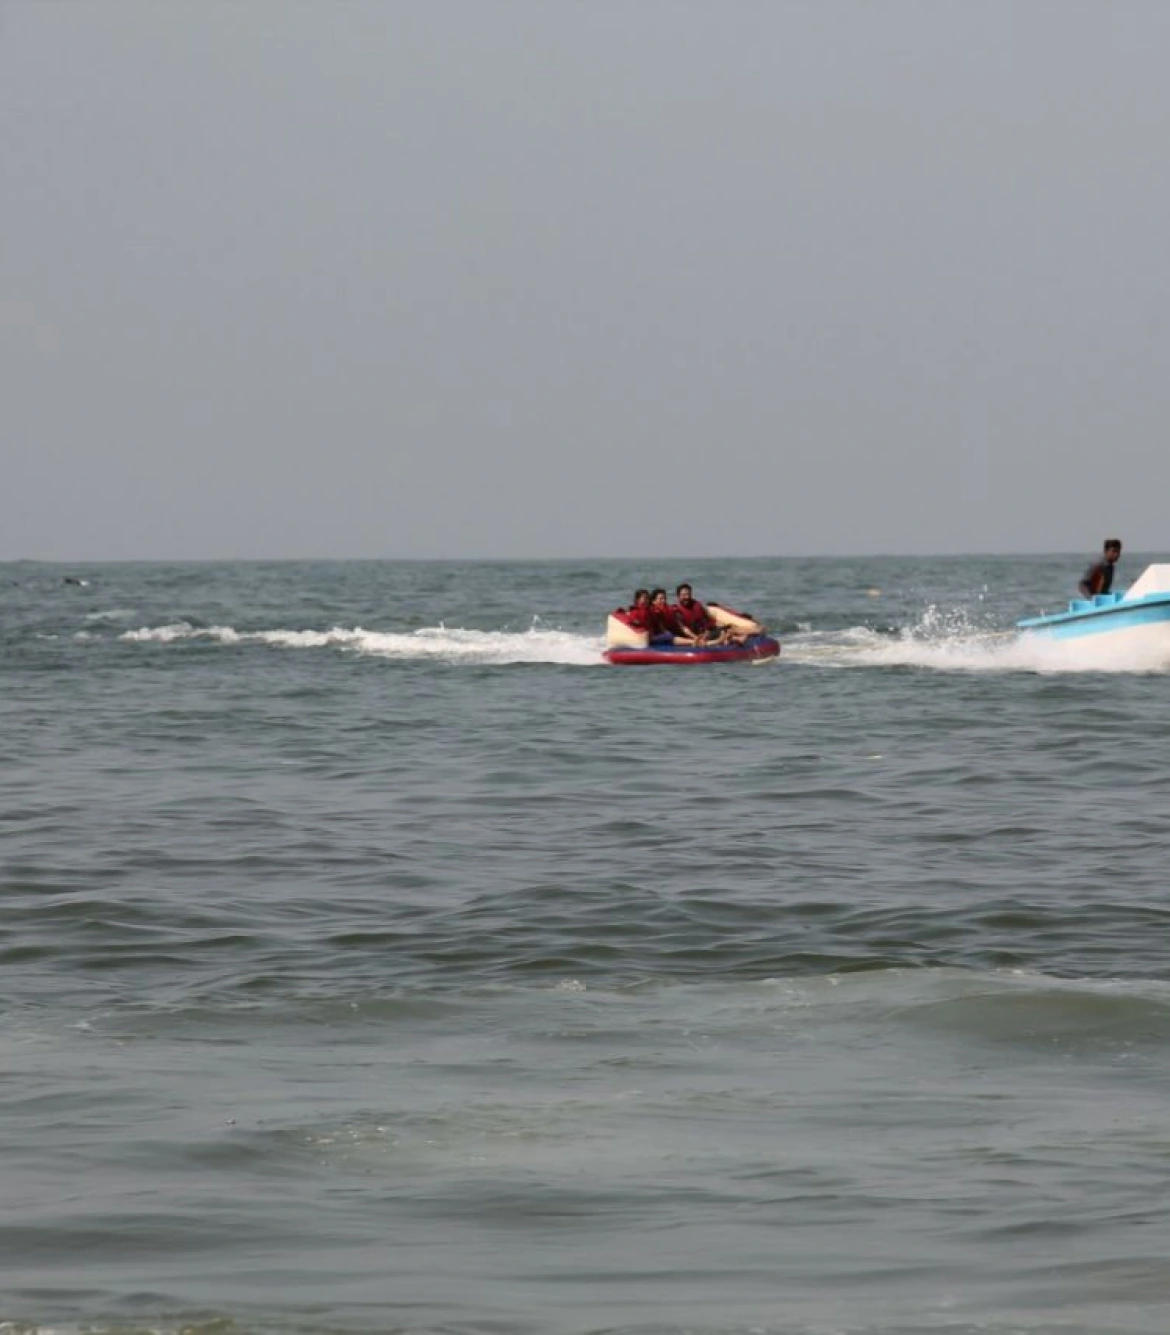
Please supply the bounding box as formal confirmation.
[117,622,604,666]
[111,612,1170,674]
[784,614,1170,674]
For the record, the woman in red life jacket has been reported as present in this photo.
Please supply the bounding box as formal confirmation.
[648,588,682,644]
[623,588,653,635]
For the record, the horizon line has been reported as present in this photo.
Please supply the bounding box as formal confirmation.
[0,550,1150,566]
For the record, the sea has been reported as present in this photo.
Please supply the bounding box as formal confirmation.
[3,553,1170,1335]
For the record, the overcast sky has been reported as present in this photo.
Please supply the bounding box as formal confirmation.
[3,1,1169,560]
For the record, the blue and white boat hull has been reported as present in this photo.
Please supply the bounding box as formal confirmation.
[1017,564,1170,668]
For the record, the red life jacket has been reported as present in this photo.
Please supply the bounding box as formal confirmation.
[649,603,678,636]
[623,603,653,632]
[673,598,712,635]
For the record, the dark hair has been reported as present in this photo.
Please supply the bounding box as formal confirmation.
[676,583,692,597]
[650,587,667,601]
[633,588,650,603]
[1105,539,1122,552]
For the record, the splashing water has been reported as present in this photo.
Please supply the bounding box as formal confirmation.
[119,621,604,666]
[783,603,1170,674]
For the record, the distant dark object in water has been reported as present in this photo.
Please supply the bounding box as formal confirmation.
[63,576,88,587]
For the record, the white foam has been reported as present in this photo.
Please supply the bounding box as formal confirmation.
[784,616,1170,675]
[121,621,202,642]
[118,612,1170,674]
[120,622,604,666]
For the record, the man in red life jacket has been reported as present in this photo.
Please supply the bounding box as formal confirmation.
[672,582,749,644]
[671,583,720,644]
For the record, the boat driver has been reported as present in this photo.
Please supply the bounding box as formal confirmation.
[1078,539,1122,598]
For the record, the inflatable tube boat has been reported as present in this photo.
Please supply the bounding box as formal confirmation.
[603,603,780,665]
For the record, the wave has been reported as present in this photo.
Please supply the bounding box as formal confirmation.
[783,607,1170,674]
[118,621,605,666]
[114,607,1170,674]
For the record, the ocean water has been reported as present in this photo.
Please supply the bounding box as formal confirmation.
[4,554,1170,1335]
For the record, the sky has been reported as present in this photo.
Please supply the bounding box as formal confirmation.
[3,1,1169,560]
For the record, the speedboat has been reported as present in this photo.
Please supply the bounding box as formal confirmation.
[604,603,780,666]
[1016,564,1170,666]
